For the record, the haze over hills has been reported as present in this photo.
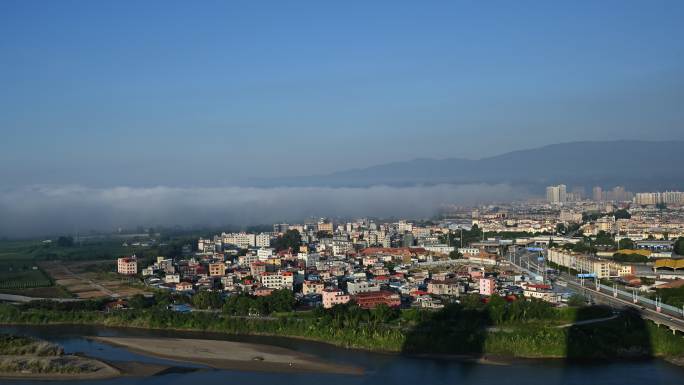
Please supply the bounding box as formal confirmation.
[250,140,684,191]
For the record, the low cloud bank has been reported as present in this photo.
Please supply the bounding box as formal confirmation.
[0,184,529,237]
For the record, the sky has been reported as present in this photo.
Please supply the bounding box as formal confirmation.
[1,0,683,188]
[1,1,684,235]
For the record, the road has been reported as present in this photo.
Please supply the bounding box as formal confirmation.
[0,293,81,303]
[555,314,617,328]
[508,249,684,334]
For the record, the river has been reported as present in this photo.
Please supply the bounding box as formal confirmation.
[2,325,684,385]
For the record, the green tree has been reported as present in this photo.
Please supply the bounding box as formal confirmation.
[618,238,635,250]
[556,223,567,234]
[674,237,684,256]
[612,253,648,263]
[567,294,586,307]
[56,236,74,247]
[448,250,463,260]
[128,294,152,309]
[594,231,615,248]
[192,291,224,310]
[265,289,295,313]
[371,303,399,325]
[486,295,507,325]
[613,209,631,220]
[273,230,302,253]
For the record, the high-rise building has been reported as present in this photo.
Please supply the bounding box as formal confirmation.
[662,191,684,205]
[634,191,684,205]
[609,186,632,202]
[546,184,567,204]
[592,186,603,202]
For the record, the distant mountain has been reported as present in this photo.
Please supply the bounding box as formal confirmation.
[248,141,684,191]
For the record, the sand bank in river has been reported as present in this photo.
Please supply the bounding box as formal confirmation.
[0,355,120,380]
[92,336,363,375]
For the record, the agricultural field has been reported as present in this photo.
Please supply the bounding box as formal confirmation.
[0,260,53,289]
[40,260,149,299]
[0,237,163,299]
[0,239,138,262]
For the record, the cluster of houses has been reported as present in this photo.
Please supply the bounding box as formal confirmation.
[115,219,573,311]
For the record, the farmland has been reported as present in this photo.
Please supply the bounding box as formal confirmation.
[0,260,53,289]
[0,237,166,299]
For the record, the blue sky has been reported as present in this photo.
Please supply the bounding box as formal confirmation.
[2,0,683,187]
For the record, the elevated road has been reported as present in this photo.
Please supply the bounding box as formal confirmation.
[508,249,684,334]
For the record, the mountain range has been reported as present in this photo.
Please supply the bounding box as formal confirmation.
[249,140,684,192]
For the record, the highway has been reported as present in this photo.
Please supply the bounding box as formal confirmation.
[508,249,684,334]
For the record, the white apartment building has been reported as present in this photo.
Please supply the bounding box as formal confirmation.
[255,233,272,248]
[239,254,259,266]
[427,280,462,296]
[547,249,633,279]
[635,191,684,206]
[398,220,413,233]
[346,280,381,295]
[332,240,354,255]
[197,238,216,253]
[458,247,480,255]
[423,244,455,254]
[259,272,294,290]
[257,248,274,261]
[165,274,180,283]
[222,232,256,248]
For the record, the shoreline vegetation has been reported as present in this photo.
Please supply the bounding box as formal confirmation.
[2,295,684,368]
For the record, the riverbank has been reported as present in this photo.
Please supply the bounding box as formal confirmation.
[0,353,119,380]
[3,303,684,364]
[0,332,120,380]
[91,336,363,375]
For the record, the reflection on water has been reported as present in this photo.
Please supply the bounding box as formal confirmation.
[2,325,684,385]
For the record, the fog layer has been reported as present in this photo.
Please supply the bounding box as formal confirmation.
[0,184,529,237]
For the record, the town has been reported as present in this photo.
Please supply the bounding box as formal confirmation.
[113,187,684,317]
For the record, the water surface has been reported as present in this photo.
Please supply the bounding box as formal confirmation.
[2,325,683,385]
